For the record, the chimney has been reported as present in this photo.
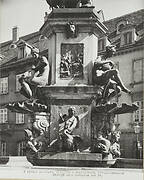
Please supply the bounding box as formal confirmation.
[12,26,19,42]
[44,12,48,22]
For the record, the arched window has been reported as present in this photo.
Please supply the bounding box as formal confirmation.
[118,24,125,32]
[116,20,127,34]
[39,35,47,41]
[9,43,17,49]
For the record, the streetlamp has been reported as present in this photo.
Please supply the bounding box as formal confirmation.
[133,122,142,159]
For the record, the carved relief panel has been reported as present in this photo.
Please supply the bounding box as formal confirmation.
[60,43,84,78]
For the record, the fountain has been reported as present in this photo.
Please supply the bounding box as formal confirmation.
[6,1,138,167]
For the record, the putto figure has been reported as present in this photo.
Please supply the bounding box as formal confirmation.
[24,113,49,155]
[92,45,131,103]
[19,49,50,99]
[110,131,121,158]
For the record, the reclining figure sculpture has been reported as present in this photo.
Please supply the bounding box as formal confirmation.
[19,49,50,99]
[92,45,131,104]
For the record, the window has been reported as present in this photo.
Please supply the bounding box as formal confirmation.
[0,77,8,94]
[133,59,144,84]
[17,141,25,156]
[0,108,8,124]
[116,20,127,34]
[9,43,17,49]
[16,113,24,124]
[117,24,125,32]
[98,39,105,51]
[16,73,23,92]
[1,141,7,156]
[39,35,47,41]
[133,101,143,122]
[19,47,25,59]
[123,31,132,45]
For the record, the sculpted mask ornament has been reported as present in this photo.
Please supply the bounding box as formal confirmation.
[65,21,78,39]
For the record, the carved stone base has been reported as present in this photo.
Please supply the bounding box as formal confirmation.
[27,152,116,167]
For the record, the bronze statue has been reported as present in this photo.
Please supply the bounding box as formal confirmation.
[92,45,131,103]
[58,107,81,152]
[48,107,82,152]
[19,49,50,99]
[45,0,63,9]
[45,0,92,9]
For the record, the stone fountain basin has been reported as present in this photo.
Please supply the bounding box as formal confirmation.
[27,152,116,167]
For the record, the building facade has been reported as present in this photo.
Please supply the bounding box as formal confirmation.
[100,9,144,158]
[0,9,143,158]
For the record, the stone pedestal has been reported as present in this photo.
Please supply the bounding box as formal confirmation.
[39,7,108,145]
[38,86,102,145]
[40,7,108,85]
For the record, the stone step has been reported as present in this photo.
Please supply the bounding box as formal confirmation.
[6,156,33,167]
[40,152,102,161]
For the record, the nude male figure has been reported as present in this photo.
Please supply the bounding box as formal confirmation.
[19,50,49,99]
[92,45,131,103]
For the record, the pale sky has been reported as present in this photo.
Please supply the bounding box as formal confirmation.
[0,0,143,43]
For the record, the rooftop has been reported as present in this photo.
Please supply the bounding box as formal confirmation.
[104,9,144,33]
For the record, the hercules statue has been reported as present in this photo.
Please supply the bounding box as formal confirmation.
[45,0,92,9]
